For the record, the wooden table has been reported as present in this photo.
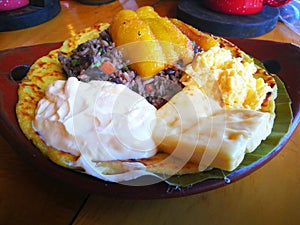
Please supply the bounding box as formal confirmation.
[0,1,299,224]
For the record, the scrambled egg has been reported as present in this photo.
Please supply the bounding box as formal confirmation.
[183,46,273,111]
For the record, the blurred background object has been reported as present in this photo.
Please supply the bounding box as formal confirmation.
[0,0,30,12]
[176,0,294,38]
[279,0,300,36]
[76,0,115,5]
[0,0,61,32]
[203,0,291,15]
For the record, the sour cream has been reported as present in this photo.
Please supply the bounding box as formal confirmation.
[33,77,157,163]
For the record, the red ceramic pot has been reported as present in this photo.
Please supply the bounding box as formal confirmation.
[203,0,291,15]
[0,0,29,12]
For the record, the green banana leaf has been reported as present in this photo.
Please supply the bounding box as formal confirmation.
[165,75,292,187]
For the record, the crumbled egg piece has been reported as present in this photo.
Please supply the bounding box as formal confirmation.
[183,46,273,111]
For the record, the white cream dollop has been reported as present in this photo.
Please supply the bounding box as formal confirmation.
[33,77,157,163]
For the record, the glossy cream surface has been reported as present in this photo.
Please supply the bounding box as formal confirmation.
[33,77,157,162]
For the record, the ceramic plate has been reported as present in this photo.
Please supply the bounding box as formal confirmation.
[0,39,299,199]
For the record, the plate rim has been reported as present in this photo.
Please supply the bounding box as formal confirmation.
[0,39,299,199]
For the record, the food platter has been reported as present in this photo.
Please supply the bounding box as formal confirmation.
[0,39,299,199]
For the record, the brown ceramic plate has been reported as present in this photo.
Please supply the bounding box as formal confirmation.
[0,39,299,199]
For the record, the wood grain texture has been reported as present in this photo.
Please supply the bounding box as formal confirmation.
[0,0,179,51]
[0,135,88,225]
[0,0,298,52]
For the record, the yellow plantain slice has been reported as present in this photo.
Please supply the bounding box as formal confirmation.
[136,6,194,65]
[110,9,166,79]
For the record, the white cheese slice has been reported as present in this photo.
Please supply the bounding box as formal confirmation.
[153,87,274,171]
